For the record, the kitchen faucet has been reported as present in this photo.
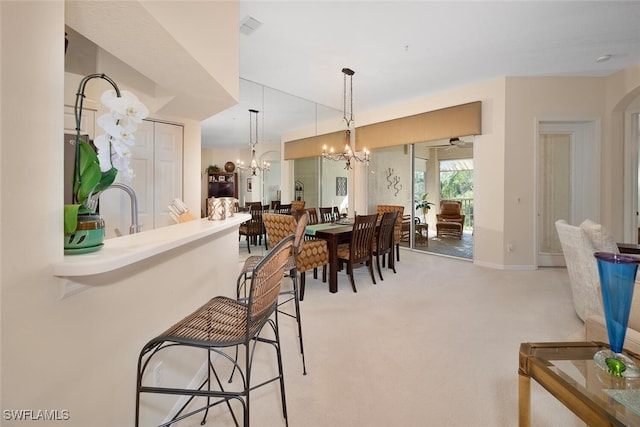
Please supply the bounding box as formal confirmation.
[90,183,140,234]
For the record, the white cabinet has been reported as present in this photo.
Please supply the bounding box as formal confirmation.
[100,120,183,237]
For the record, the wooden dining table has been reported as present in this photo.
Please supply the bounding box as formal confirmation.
[305,221,354,293]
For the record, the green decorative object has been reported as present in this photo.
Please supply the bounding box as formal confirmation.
[606,357,627,377]
[64,214,105,254]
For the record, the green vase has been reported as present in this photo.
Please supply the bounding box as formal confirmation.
[64,214,105,255]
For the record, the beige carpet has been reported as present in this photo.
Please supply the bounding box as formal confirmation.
[178,244,585,426]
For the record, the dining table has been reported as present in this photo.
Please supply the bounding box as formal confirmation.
[305,220,354,293]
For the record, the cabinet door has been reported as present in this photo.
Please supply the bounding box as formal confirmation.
[154,122,183,228]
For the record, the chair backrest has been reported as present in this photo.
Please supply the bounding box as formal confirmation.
[439,200,462,218]
[248,235,294,328]
[275,203,292,215]
[243,204,266,235]
[263,213,297,248]
[293,211,308,256]
[555,219,606,321]
[376,211,399,255]
[291,200,306,213]
[376,205,404,244]
[350,214,379,264]
[305,207,319,225]
[319,207,334,223]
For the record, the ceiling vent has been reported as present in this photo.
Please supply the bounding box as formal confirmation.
[240,16,262,36]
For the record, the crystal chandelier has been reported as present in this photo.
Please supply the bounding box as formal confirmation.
[237,109,270,176]
[322,67,369,170]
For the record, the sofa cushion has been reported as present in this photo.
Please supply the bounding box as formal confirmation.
[579,219,619,253]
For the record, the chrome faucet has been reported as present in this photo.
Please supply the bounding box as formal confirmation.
[90,183,140,234]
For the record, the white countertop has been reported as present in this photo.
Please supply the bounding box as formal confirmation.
[53,214,249,277]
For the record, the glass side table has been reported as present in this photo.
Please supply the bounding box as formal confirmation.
[519,342,640,426]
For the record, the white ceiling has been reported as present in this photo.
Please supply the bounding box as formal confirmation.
[202,1,640,148]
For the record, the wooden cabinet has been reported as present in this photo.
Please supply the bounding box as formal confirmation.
[208,172,238,198]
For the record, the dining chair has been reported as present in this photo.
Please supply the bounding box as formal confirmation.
[376,205,404,261]
[237,213,308,374]
[291,200,305,215]
[319,207,334,223]
[275,203,292,215]
[238,203,267,253]
[372,210,399,281]
[305,207,319,225]
[336,213,378,293]
[135,235,294,427]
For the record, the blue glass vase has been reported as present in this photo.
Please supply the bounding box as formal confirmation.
[594,252,640,377]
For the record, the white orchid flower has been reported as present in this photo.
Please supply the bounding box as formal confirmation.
[93,134,114,172]
[111,153,134,179]
[101,90,149,123]
[98,113,135,146]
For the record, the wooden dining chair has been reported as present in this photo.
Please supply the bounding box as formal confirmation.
[376,205,404,262]
[275,203,292,215]
[305,207,319,225]
[336,213,378,293]
[319,207,334,223]
[238,203,266,253]
[372,210,399,281]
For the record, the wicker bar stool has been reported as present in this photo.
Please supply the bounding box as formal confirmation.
[135,236,294,427]
[237,213,308,374]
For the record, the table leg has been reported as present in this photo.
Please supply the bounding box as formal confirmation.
[327,236,338,293]
[518,372,531,427]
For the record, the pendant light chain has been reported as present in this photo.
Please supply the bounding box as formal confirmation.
[343,67,354,128]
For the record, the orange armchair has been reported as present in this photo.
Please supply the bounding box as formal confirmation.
[436,200,465,239]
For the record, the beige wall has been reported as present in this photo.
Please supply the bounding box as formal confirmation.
[503,76,606,267]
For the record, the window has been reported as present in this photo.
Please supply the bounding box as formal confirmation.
[439,159,474,228]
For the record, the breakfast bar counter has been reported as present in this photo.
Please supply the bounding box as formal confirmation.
[54,214,250,277]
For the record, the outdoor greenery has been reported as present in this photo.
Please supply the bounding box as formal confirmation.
[413,159,474,229]
[440,169,473,199]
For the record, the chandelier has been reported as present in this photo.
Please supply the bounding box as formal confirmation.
[237,109,270,176]
[322,67,369,170]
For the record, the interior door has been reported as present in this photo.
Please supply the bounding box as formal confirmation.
[153,122,184,228]
[537,121,598,266]
[100,120,183,237]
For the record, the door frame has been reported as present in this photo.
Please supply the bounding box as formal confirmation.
[536,119,600,267]
[623,109,640,243]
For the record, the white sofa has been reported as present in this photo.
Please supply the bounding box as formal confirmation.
[555,219,640,355]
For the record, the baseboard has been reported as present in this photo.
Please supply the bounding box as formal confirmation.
[162,358,212,424]
[473,260,537,271]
